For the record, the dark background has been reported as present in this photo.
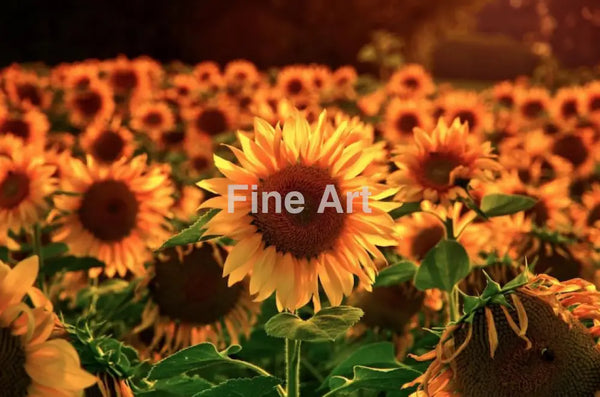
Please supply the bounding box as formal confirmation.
[1,0,598,79]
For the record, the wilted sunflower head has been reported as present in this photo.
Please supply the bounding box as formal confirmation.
[409,274,600,397]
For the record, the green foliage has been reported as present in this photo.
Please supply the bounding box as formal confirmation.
[42,255,104,276]
[159,209,220,249]
[390,202,421,219]
[414,240,470,292]
[194,376,281,397]
[374,261,417,287]
[265,306,364,342]
[326,365,421,396]
[480,193,536,217]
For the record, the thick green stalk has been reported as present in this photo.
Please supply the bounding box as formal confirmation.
[285,338,301,397]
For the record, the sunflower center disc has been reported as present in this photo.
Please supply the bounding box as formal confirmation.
[453,292,600,397]
[0,327,30,397]
[17,83,42,107]
[78,180,139,241]
[111,69,138,91]
[455,110,477,130]
[196,109,227,135]
[561,100,578,118]
[161,131,185,146]
[396,113,419,135]
[92,131,125,163]
[587,204,600,227]
[590,96,600,111]
[522,100,543,119]
[552,135,588,167]
[75,91,103,118]
[251,164,346,259]
[0,119,31,140]
[403,77,419,89]
[421,152,462,188]
[142,111,163,127]
[286,79,303,95]
[0,171,30,209]
[151,245,242,325]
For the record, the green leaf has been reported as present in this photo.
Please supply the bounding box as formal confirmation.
[42,255,104,276]
[265,306,363,342]
[390,202,420,219]
[374,261,417,287]
[159,209,220,250]
[414,240,470,292]
[143,375,213,396]
[321,342,399,390]
[0,246,8,262]
[327,365,421,396]
[148,343,241,380]
[193,376,281,397]
[41,242,68,258]
[480,194,536,217]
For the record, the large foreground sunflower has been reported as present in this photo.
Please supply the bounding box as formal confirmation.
[0,256,96,396]
[407,274,600,397]
[135,244,260,355]
[198,111,398,311]
[52,156,174,277]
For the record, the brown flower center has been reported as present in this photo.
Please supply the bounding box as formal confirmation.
[420,152,463,189]
[453,292,600,397]
[587,204,600,227]
[410,225,444,261]
[111,69,138,92]
[161,131,185,146]
[74,91,103,118]
[16,83,42,107]
[0,171,30,209]
[351,282,425,333]
[498,95,514,108]
[552,135,588,167]
[455,110,477,130]
[589,96,600,112]
[151,245,242,325]
[403,77,419,90]
[395,113,419,135]
[251,165,346,259]
[192,155,210,172]
[142,111,164,128]
[522,100,544,119]
[534,247,582,281]
[78,180,138,241]
[195,109,227,136]
[286,79,304,95]
[91,130,125,163]
[561,99,578,119]
[0,119,30,140]
[0,327,30,397]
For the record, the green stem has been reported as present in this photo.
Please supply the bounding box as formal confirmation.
[32,223,45,291]
[229,358,286,397]
[447,285,459,322]
[301,358,324,384]
[444,217,455,240]
[285,338,301,397]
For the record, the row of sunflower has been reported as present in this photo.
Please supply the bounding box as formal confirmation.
[0,55,599,396]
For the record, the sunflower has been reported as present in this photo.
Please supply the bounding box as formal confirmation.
[184,133,214,179]
[197,111,398,311]
[130,101,175,138]
[550,86,584,128]
[61,62,101,90]
[136,244,260,355]
[331,66,358,99]
[0,108,49,152]
[383,98,433,144]
[193,61,224,92]
[396,212,446,263]
[357,88,387,117]
[491,81,516,108]
[514,87,551,125]
[0,145,56,236]
[79,120,135,165]
[583,81,600,123]
[166,73,199,106]
[440,91,492,136]
[3,66,51,109]
[185,101,237,137]
[0,256,97,396]
[172,185,205,221]
[65,81,115,127]
[52,155,174,278]
[386,64,435,99]
[550,129,599,177]
[103,56,150,97]
[407,274,600,397]
[223,60,260,90]
[277,66,312,98]
[388,118,501,205]
[572,183,600,248]
[309,64,332,93]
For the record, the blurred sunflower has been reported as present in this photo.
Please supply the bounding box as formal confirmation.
[224,60,260,90]
[0,108,49,152]
[583,81,600,123]
[383,98,433,144]
[61,62,100,90]
[52,156,174,278]
[277,66,312,98]
[65,81,115,127]
[308,64,332,93]
[80,120,135,165]
[166,73,199,106]
[198,111,398,311]
[491,81,516,108]
[130,101,175,138]
[185,102,237,137]
[0,256,97,396]
[388,118,501,205]
[386,64,434,99]
[440,91,492,136]
[184,133,215,179]
[104,56,150,97]
[331,66,358,99]
[408,274,600,397]
[550,130,599,177]
[3,66,51,109]
[172,185,204,221]
[572,183,600,248]
[550,87,583,126]
[135,244,260,355]
[193,61,224,92]
[0,145,56,236]
[515,87,551,124]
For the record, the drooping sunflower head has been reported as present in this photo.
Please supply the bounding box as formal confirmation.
[139,243,260,354]
[386,64,435,99]
[383,98,433,144]
[409,274,600,397]
[389,118,501,205]
[52,155,174,278]
[80,120,135,165]
[198,110,398,311]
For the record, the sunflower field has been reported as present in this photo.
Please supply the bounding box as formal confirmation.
[1,56,600,397]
